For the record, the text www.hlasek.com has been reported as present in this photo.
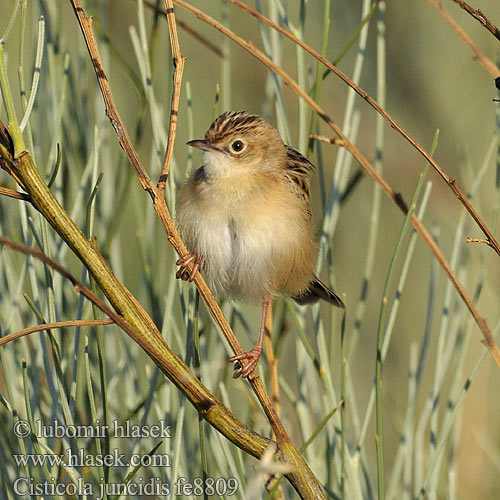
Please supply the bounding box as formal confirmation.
[13,448,171,468]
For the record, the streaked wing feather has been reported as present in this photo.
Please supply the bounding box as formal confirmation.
[284,146,315,219]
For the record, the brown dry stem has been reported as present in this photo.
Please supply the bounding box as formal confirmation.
[309,133,345,147]
[65,1,324,498]
[466,237,493,247]
[0,186,29,201]
[158,0,186,188]
[0,318,115,348]
[263,303,281,419]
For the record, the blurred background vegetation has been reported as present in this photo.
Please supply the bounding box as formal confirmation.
[1,0,499,498]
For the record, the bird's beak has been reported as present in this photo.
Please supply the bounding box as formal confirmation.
[187,139,224,154]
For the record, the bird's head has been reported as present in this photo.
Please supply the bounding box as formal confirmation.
[187,110,286,179]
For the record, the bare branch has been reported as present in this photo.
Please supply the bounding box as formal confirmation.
[309,133,345,146]
[158,0,186,189]
[0,186,29,201]
[0,319,115,347]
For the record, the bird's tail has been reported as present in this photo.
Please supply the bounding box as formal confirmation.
[293,276,344,308]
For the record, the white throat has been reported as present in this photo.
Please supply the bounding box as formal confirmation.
[203,150,239,179]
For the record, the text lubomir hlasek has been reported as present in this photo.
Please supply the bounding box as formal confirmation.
[34,419,172,439]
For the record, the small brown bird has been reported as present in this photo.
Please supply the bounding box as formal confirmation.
[176,111,344,378]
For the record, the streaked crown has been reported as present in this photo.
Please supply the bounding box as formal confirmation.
[205,110,268,143]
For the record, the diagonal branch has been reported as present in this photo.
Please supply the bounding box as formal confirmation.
[172,0,500,369]
[0,318,115,348]
[222,0,500,257]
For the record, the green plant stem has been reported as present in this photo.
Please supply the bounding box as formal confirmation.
[19,16,45,132]
[306,0,330,156]
[1,0,23,43]
[375,157,431,500]
[84,337,108,499]
[340,309,347,497]
[327,1,379,72]
[0,42,26,156]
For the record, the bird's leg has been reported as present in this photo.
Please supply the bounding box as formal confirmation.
[230,296,271,379]
[176,252,202,282]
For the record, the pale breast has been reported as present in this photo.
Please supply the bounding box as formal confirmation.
[176,176,234,294]
[176,169,316,301]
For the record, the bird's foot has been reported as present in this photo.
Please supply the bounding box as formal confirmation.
[176,252,201,282]
[229,346,262,379]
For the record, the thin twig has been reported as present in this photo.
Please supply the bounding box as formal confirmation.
[466,237,493,247]
[425,0,500,77]
[158,0,186,188]
[173,0,500,369]
[309,133,345,146]
[0,318,115,347]
[0,185,29,201]
[222,0,500,256]
[450,0,500,42]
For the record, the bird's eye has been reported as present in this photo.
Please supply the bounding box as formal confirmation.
[230,140,244,153]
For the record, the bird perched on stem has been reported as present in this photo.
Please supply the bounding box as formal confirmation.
[176,110,344,378]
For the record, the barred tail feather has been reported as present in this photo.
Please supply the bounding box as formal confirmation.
[293,276,344,308]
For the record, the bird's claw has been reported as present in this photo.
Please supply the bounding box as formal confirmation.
[229,347,262,379]
[176,253,201,282]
